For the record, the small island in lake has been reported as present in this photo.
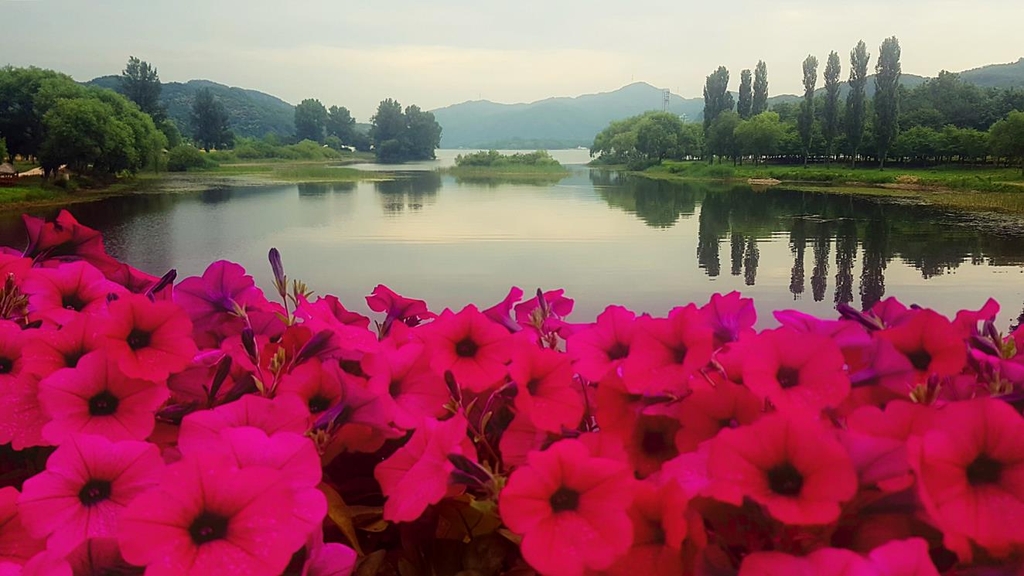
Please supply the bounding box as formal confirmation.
[443,150,570,183]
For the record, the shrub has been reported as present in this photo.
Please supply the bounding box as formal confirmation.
[166,145,213,172]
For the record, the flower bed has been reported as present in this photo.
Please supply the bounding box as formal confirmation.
[0,210,1022,575]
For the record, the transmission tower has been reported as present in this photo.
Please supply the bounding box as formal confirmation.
[662,89,670,112]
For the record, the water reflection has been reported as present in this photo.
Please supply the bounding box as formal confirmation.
[2,171,1023,326]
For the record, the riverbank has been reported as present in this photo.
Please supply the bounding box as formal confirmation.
[0,160,387,212]
[441,163,570,184]
[622,161,1024,214]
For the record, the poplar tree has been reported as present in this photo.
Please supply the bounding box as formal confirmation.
[845,41,870,167]
[822,51,842,165]
[752,60,769,115]
[798,55,819,167]
[738,69,753,119]
[874,36,902,169]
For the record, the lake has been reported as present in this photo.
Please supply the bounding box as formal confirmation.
[3,150,1024,328]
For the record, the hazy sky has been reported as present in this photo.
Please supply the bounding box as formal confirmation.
[3,0,1022,120]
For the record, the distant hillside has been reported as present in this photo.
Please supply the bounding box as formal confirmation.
[87,76,295,139]
[432,58,1024,149]
[432,83,707,149]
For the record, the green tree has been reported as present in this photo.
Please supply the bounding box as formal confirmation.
[0,66,76,158]
[735,111,784,165]
[191,88,232,151]
[404,105,442,161]
[822,51,842,165]
[798,55,819,166]
[752,61,769,116]
[702,66,734,139]
[157,118,182,149]
[707,110,742,163]
[846,41,870,167]
[989,111,1024,175]
[0,137,7,163]
[119,56,164,120]
[635,112,686,162]
[294,98,329,143]
[326,105,356,144]
[738,69,753,119]
[39,98,136,174]
[873,36,902,169]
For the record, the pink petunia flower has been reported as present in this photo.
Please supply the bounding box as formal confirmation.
[22,537,139,576]
[499,439,635,576]
[275,359,345,419]
[0,487,44,567]
[738,538,940,576]
[420,305,513,393]
[621,305,713,395]
[605,476,694,576]
[741,326,850,414]
[177,394,310,453]
[118,451,325,575]
[363,341,449,430]
[674,376,762,453]
[508,335,583,433]
[566,305,637,382]
[366,284,435,337]
[301,528,357,576]
[878,308,966,379]
[374,415,476,522]
[908,398,1024,558]
[20,315,103,379]
[0,321,29,387]
[700,291,757,347]
[100,293,197,382]
[18,434,163,554]
[21,261,125,326]
[706,412,858,525]
[482,286,525,332]
[20,211,117,275]
[39,352,169,443]
[173,260,267,345]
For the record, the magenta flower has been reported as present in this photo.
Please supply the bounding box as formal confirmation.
[23,537,139,576]
[420,305,513,393]
[174,260,266,333]
[700,291,757,346]
[566,305,637,382]
[509,335,583,433]
[39,352,169,443]
[20,315,103,379]
[499,439,636,576]
[363,341,449,430]
[20,211,116,274]
[375,415,475,522]
[296,294,371,330]
[0,321,28,388]
[482,286,525,332]
[178,395,310,453]
[100,293,197,382]
[301,529,357,576]
[513,288,574,326]
[119,451,325,575]
[0,487,44,567]
[621,305,714,395]
[22,261,124,326]
[366,284,435,336]
[18,434,163,554]
[741,326,850,414]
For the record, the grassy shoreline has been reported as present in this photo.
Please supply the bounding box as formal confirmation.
[0,160,388,213]
[614,161,1024,214]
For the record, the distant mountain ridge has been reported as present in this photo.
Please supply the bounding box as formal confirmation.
[87,76,296,139]
[432,59,1021,149]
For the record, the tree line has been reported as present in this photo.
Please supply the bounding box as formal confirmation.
[0,57,444,175]
[592,38,1024,173]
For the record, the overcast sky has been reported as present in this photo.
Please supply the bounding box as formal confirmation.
[3,0,1022,120]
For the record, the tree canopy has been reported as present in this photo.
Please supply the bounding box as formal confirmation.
[294,98,328,143]
[120,56,164,121]
[0,66,165,176]
[191,88,233,151]
[989,110,1024,174]
[846,40,871,166]
[703,66,734,136]
[752,61,769,116]
[874,36,902,168]
[590,111,702,168]
[738,69,753,120]
[369,99,442,163]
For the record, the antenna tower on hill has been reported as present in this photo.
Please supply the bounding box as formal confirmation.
[663,89,670,112]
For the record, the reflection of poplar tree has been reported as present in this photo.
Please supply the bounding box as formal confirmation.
[697,219,721,277]
[789,218,806,298]
[811,222,831,302]
[860,217,889,310]
[744,238,759,286]
[834,219,858,305]
[730,232,744,276]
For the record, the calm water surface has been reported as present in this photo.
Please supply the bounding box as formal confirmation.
[3,150,1024,327]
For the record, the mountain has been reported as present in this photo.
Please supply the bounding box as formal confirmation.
[432,83,707,149]
[432,58,1024,149]
[87,76,296,139]
[960,58,1024,88]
